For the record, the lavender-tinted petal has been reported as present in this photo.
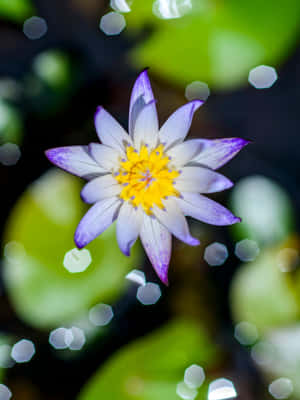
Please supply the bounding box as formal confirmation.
[133,99,159,150]
[81,175,121,204]
[176,166,233,193]
[74,197,121,248]
[177,192,241,226]
[116,203,142,256]
[94,106,131,153]
[166,139,205,167]
[89,143,122,171]
[192,138,250,170]
[129,69,156,137]
[159,100,204,149]
[153,198,199,247]
[140,214,171,285]
[45,146,105,179]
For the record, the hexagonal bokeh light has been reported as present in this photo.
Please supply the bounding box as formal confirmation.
[184,364,205,388]
[11,339,35,363]
[208,378,237,400]
[63,248,92,273]
[0,384,12,400]
[176,381,198,400]
[136,282,161,305]
[268,378,293,399]
[248,65,278,89]
[89,303,114,326]
[100,12,126,35]
[23,16,48,40]
[204,243,228,266]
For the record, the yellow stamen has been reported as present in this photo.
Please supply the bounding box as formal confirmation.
[115,145,180,214]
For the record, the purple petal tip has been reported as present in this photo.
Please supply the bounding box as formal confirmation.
[74,238,85,250]
[158,267,169,286]
[123,248,131,257]
[44,147,64,167]
[188,238,200,247]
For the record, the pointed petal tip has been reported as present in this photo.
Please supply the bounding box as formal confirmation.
[238,137,252,146]
[121,247,131,257]
[139,67,150,78]
[44,148,52,161]
[227,179,234,190]
[74,235,85,250]
[44,147,58,163]
[157,265,169,286]
[192,99,205,108]
[161,275,169,286]
[226,215,242,225]
[189,237,200,246]
[94,105,102,119]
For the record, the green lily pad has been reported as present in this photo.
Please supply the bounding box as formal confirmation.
[230,246,300,334]
[0,0,34,22]
[126,0,300,89]
[229,175,294,247]
[78,318,221,400]
[2,169,142,329]
[257,324,300,398]
[0,334,14,381]
[0,99,23,144]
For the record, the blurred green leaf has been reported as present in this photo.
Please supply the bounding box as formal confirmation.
[0,334,13,380]
[229,175,294,246]
[25,50,77,116]
[2,169,142,329]
[127,0,300,89]
[78,318,221,400]
[0,0,34,22]
[256,324,300,398]
[32,51,72,90]
[0,99,23,144]
[230,246,300,334]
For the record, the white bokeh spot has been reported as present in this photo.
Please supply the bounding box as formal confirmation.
[269,378,293,399]
[136,282,161,305]
[208,378,237,400]
[204,243,228,266]
[185,81,210,101]
[23,16,48,40]
[63,248,92,273]
[184,364,205,388]
[248,65,278,89]
[11,339,35,363]
[89,303,114,326]
[100,12,126,35]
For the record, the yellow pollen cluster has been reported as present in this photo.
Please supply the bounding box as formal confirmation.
[115,144,180,214]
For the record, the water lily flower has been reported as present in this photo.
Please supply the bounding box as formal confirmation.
[46,70,248,284]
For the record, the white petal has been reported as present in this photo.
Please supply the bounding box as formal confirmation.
[89,143,122,171]
[45,146,105,179]
[159,100,204,148]
[153,198,199,246]
[140,214,171,285]
[129,70,156,137]
[94,106,132,153]
[176,192,241,225]
[74,197,121,248]
[167,139,204,167]
[175,166,233,193]
[133,100,159,150]
[116,203,142,256]
[81,175,121,204]
[192,138,249,170]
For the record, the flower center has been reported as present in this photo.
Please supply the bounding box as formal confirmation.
[115,144,180,214]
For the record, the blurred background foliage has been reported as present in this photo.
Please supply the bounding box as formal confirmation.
[0,0,300,399]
